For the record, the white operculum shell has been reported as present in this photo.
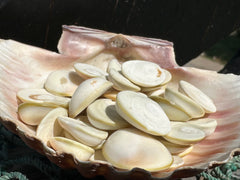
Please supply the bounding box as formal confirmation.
[107,69,141,91]
[116,91,171,136]
[57,116,108,147]
[102,128,173,171]
[187,118,217,136]
[74,63,108,79]
[87,98,129,130]
[69,78,113,118]
[141,84,165,92]
[36,107,68,145]
[18,103,55,126]
[151,96,191,121]
[164,88,205,118]
[164,122,206,145]
[161,69,172,85]
[145,87,166,99]
[107,59,122,73]
[17,88,70,108]
[179,80,217,113]
[44,70,83,97]
[49,137,94,161]
[121,60,166,87]
[142,69,171,93]
[90,149,112,165]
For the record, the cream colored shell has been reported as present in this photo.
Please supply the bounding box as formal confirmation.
[179,80,217,113]
[108,69,141,91]
[69,78,113,117]
[164,88,205,118]
[36,107,68,145]
[57,116,108,147]
[116,91,171,136]
[87,98,129,130]
[102,128,173,171]
[164,122,206,145]
[74,63,108,79]
[18,103,55,125]
[121,60,166,87]
[44,70,83,97]
[49,137,94,161]
[17,88,70,108]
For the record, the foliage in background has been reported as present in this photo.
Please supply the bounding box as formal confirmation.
[205,29,240,62]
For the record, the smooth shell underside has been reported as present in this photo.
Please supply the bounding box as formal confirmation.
[1,25,240,179]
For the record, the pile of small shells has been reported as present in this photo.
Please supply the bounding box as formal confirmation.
[17,59,217,172]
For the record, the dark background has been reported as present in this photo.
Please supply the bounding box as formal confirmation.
[1,0,240,65]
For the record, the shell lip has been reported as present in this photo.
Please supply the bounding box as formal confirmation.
[61,25,174,47]
[62,25,107,34]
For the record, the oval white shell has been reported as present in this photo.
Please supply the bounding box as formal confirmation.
[102,128,173,171]
[121,60,166,87]
[44,70,83,97]
[87,98,129,130]
[69,78,113,117]
[116,91,171,136]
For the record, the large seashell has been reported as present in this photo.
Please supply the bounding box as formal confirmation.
[1,25,240,179]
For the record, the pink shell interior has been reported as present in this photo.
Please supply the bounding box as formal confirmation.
[0,26,240,179]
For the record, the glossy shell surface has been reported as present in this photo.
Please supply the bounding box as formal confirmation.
[0,26,240,179]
